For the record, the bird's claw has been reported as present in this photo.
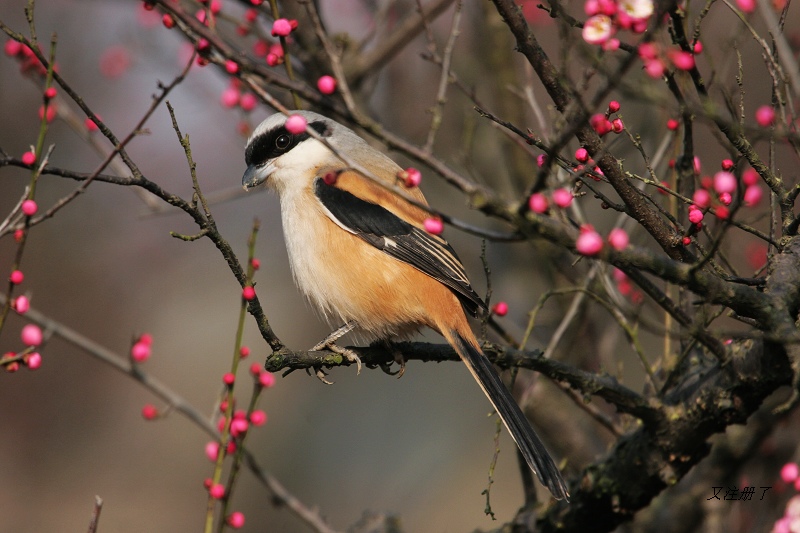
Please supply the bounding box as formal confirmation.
[313,366,334,385]
[311,340,362,375]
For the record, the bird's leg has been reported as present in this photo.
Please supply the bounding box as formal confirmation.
[311,321,362,375]
[375,340,406,378]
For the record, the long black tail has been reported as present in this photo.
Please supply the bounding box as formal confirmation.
[449,331,569,501]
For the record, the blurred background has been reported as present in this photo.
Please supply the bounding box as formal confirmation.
[1,0,799,532]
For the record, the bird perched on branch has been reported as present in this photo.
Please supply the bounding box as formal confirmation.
[242,110,568,501]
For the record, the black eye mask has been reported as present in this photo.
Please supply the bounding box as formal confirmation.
[244,120,331,167]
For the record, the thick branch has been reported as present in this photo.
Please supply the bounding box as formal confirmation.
[265,342,659,422]
[538,338,790,532]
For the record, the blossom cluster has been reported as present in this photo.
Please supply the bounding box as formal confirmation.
[582,0,655,49]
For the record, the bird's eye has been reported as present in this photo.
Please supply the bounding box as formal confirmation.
[275,134,291,151]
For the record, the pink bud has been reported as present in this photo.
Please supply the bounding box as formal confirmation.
[736,0,756,12]
[141,404,158,420]
[721,159,734,171]
[668,49,695,71]
[225,60,239,74]
[693,41,703,54]
[536,154,547,167]
[205,441,220,461]
[26,352,42,370]
[575,147,589,163]
[139,333,153,346]
[38,104,56,123]
[317,75,337,95]
[251,258,261,270]
[230,418,249,437]
[611,118,624,133]
[162,13,176,28]
[85,117,99,132]
[242,286,256,300]
[14,295,30,314]
[131,342,151,362]
[227,512,246,529]
[258,371,275,388]
[402,167,421,188]
[249,362,262,376]
[688,208,704,224]
[607,228,629,250]
[713,171,737,194]
[755,105,775,127]
[21,151,36,166]
[742,168,759,186]
[718,192,732,206]
[602,38,620,51]
[240,93,257,112]
[608,100,620,113]
[575,225,603,256]
[693,189,711,208]
[631,18,648,33]
[590,113,612,136]
[492,301,508,316]
[775,517,791,533]
[239,345,250,358]
[715,205,730,219]
[9,270,24,284]
[220,87,240,108]
[744,185,763,206]
[21,324,43,346]
[528,192,548,213]
[271,18,292,37]
[253,39,269,56]
[21,200,38,216]
[269,43,284,57]
[209,484,225,499]
[223,372,235,386]
[250,410,267,425]
[4,39,22,56]
[423,218,443,235]
[781,463,799,483]
[552,188,573,208]
[44,87,57,100]
[643,58,665,78]
[284,114,307,134]
[666,118,679,131]
[638,42,659,60]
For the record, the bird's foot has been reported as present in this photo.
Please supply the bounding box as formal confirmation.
[311,340,363,375]
[375,340,406,378]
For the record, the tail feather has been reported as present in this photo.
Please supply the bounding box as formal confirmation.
[448,331,569,501]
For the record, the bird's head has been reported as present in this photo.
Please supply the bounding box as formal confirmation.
[243,111,352,193]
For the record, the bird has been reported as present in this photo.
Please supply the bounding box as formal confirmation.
[242,110,569,501]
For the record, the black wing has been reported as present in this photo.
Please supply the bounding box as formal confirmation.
[314,178,486,317]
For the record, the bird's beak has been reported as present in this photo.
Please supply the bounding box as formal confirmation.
[242,162,273,190]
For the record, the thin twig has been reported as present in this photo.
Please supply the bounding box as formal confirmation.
[423,1,462,153]
[86,496,103,533]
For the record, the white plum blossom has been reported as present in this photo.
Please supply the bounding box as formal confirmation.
[583,15,614,45]
[619,0,654,20]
